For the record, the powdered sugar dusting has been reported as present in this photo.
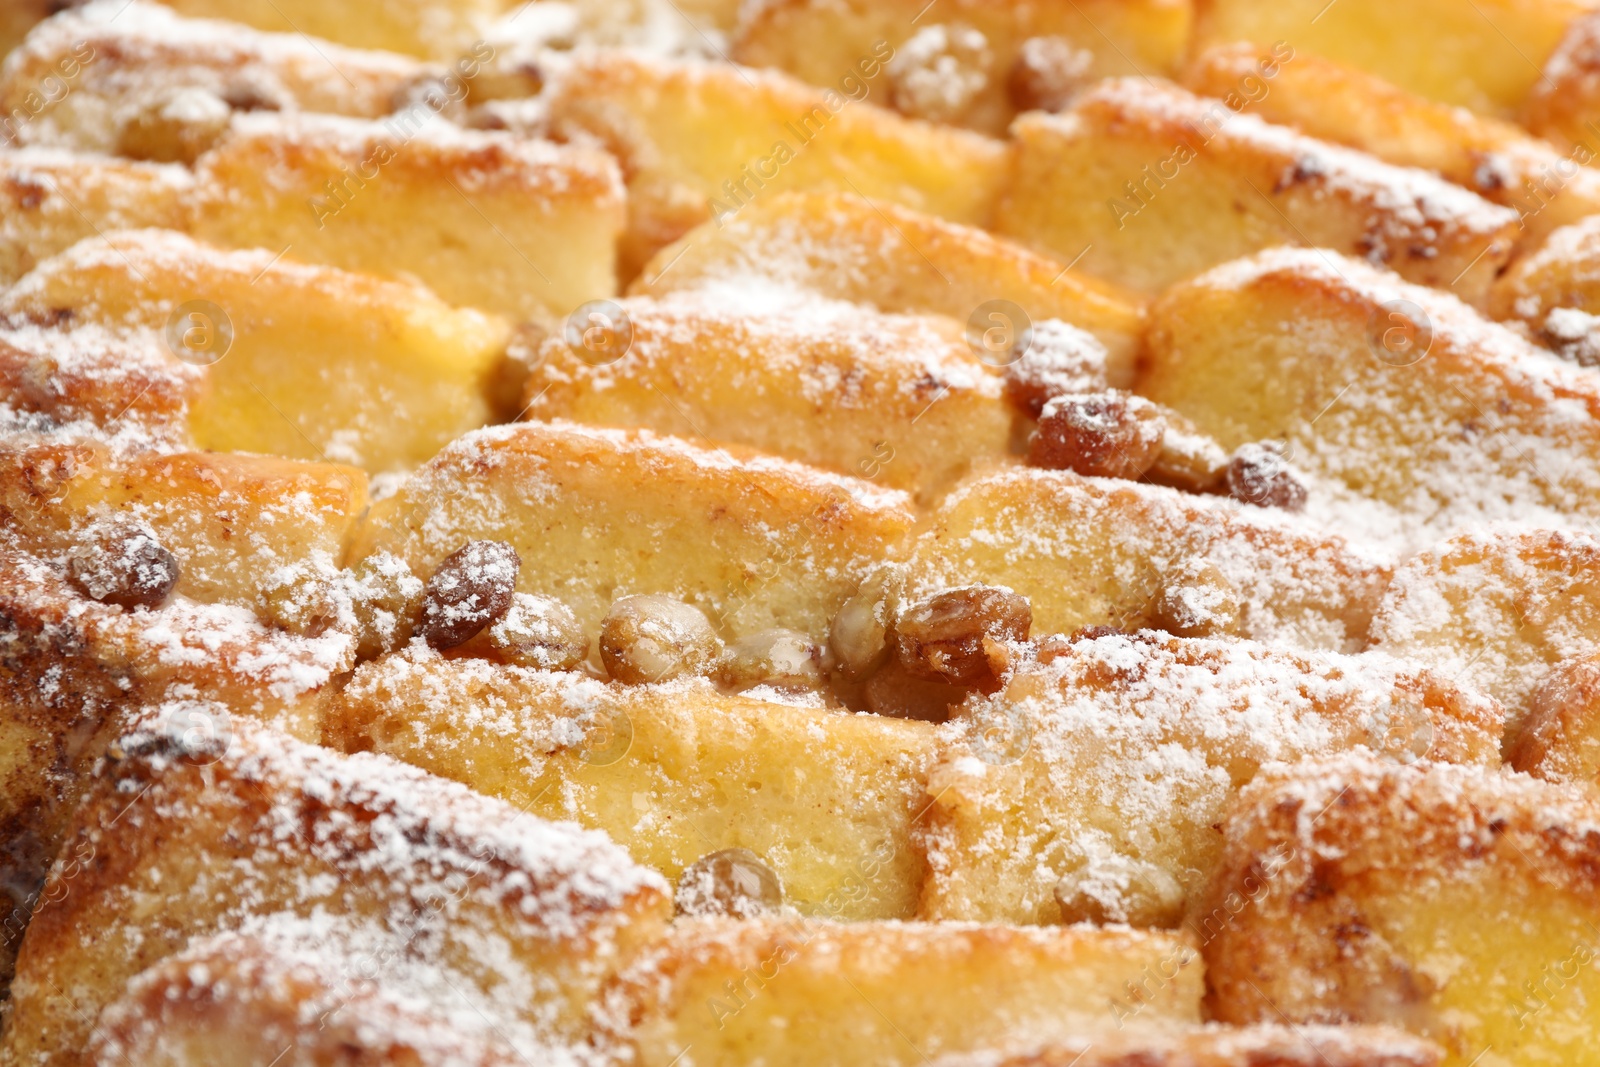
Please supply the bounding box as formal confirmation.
[36,710,670,1065]
[922,632,1501,923]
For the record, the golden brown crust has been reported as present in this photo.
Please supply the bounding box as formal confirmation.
[0,440,369,612]
[3,228,511,472]
[1506,653,1600,782]
[1489,215,1600,366]
[1523,12,1600,154]
[525,296,1012,503]
[0,3,429,158]
[0,150,194,287]
[4,4,1600,1059]
[0,547,356,1000]
[1142,248,1600,551]
[0,319,200,450]
[1183,43,1600,244]
[1198,755,1600,1063]
[86,930,525,1066]
[192,112,625,320]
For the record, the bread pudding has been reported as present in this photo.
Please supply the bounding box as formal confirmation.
[7,1,1600,1064]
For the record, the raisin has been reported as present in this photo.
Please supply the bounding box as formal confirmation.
[1150,561,1244,639]
[598,595,722,684]
[675,848,784,919]
[717,629,824,692]
[828,565,904,680]
[1144,413,1231,494]
[418,540,520,650]
[1029,391,1166,480]
[67,521,179,611]
[1225,442,1308,511]
[349,552,425,660]
[1001,319,1108,417]
[863,659,971,721]
[1008,35,1095,114]
[488,593,588,671]
[895,585,1032,685]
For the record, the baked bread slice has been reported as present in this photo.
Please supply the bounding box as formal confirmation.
[542,50,1012,277]
[1369,527,1600,744]
[1200,755,1600,1066]
[3,229,512,471]
[994,79,1517,303]
[1191,0,1595,116]
[627,191,1144,385]
[1141,247,1600,550]
[326,646,940,921]
[0,1,431,161]
[4,714,672,1066]
[349,421,917,640]
[917,632,1501,927]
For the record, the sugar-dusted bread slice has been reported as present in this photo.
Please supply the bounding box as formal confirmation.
[599,918,1203,1067]
[543,51,1011,277]
[85,924,528,1066]
[0,149,193,285]
[1183,43,1600,244]
[1200,755,1600,1067]
[1523,12,1600,153]
[933,1026,1443,1067]
[1191,0,1597,116]
[0,440,368,612]
[0,1,429,159]
[994,80,1517,303]
[2,715,672,1067]
[1369,528,1600,744]
[905,467,1391,653]
[628,191,1143,385]
[732,0,1190,135]
[3,229,510,472]
[0,553,353,999]
[0,319,201,451]
[523,297,1012,503]
[156,0,504,61]
[192,112,624,320]
[1490,216,1600,366]
[917,632,1501,927]
[1140,248,1600,550]
[326,646,939,920]
[349,422,916,640]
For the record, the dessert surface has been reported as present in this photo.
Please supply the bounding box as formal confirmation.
[4,1,1600,1065]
